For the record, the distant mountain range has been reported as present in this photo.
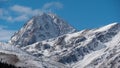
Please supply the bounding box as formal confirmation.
[0,13,120,68]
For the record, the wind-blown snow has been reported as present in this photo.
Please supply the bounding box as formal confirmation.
[94,23,117,32]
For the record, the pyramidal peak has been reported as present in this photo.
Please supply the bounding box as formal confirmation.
[9,13,76,47]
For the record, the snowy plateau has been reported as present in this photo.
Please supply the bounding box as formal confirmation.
[0,13,120,68]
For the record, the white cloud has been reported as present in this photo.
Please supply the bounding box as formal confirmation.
[5,15,29,22]
[0,5,43,22]
[0,2,63,23]
[10,5,43,16]
[13,15,29,22]
[42,2,63,11]
[43,2,63,10]
[0,8,9,17]
[0,26,16,42]
[10,5,32,14]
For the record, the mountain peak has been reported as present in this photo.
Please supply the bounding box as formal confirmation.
[48,13,58,18]
[9,13,76,47]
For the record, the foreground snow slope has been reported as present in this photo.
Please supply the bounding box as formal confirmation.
[0,42,68,68]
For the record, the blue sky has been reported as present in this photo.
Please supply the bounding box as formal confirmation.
[0,0,120,41]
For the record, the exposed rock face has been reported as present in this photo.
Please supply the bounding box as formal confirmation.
[0,52,19,64]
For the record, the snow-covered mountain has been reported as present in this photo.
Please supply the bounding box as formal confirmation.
[1,13,120,68]
[9,13,76,47]
[20,22,120,68]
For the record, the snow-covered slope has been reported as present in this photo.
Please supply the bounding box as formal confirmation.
[9,13,76,47]
[6,12,120,68]
[83,29,120,68]
[21,23,120,68]
[0,42,68,68]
